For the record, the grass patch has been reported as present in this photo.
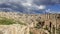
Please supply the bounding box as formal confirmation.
[0,17,26,25]
[0,17,16,25]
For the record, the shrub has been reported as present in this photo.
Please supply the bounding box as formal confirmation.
[35,21,45,29]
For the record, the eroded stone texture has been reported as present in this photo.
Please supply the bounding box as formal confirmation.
[0,24,29,34]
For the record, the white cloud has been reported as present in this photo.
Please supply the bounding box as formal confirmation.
[45,9,60,14]
[38,5,46,10]
[22,3,32,6]
[46,9,51,12]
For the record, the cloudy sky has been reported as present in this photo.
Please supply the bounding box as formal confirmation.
[0,0,60,14]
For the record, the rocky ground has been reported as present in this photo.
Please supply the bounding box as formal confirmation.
[0,12,60,34]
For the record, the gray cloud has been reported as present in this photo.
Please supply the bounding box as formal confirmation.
[33,0,60,5]
[0,0,59,5]
[0,0,59,14]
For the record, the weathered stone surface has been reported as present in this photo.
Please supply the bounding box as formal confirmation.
[0,12,60,34]
[0,24,29,34]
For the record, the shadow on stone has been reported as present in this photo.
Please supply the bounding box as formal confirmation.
[0,31,3,34]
